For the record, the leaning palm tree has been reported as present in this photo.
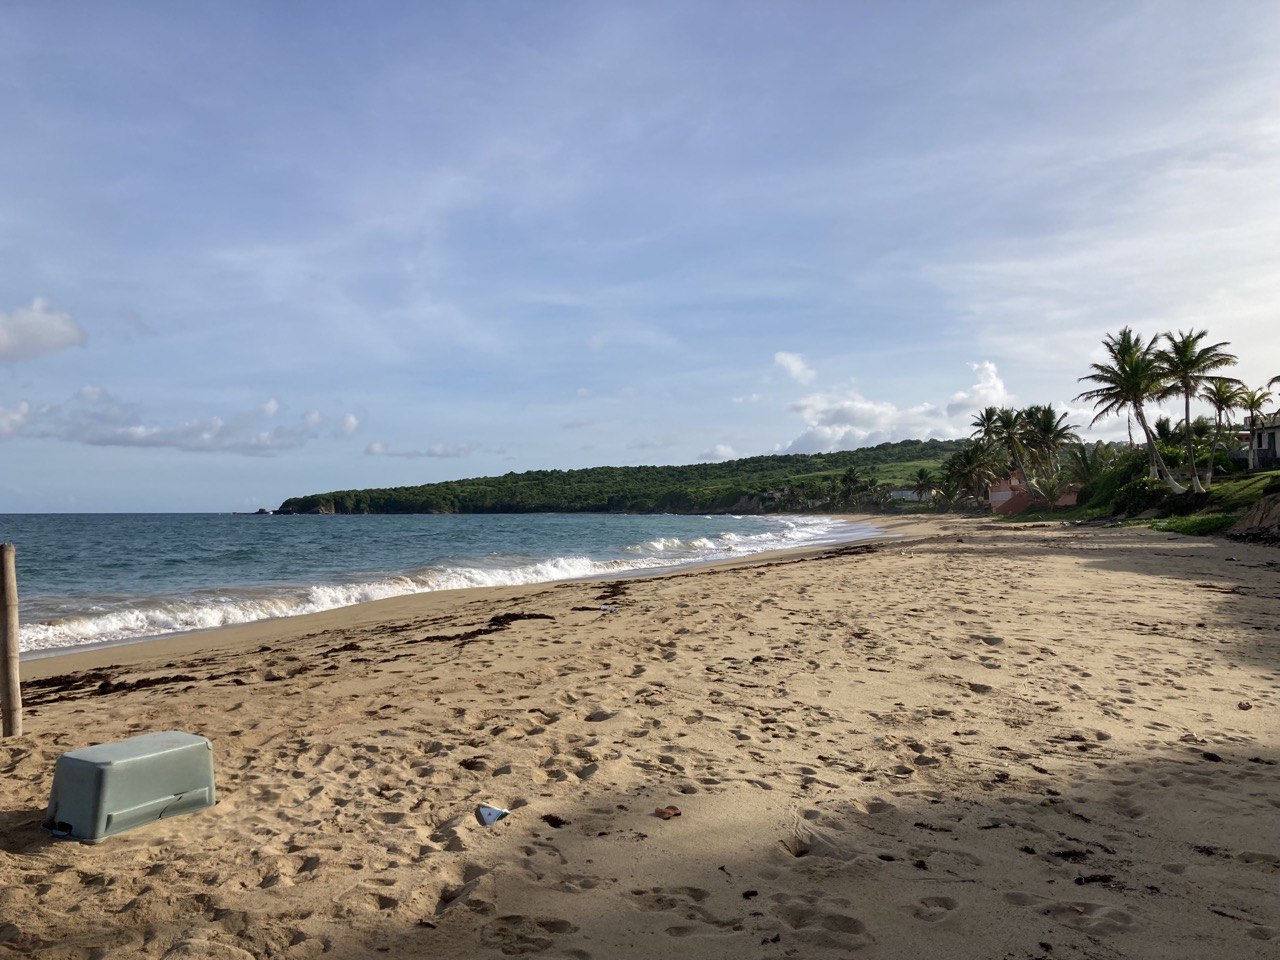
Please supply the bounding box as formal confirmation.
[1156,330,1237,493]
[1239,387,1273,471]
[1076,327,1185,493]
[1196,375,1242,487]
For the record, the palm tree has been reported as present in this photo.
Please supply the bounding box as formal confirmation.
[839,466,867,505]
[911,467,937,502]
[1239,387,1273,471]
[1062,441,1119,488]
[932,476,967,511]
[969,406,1001,443]
[1076,327,1185,494]
[1028,472,1070,511]
[943,443,1001,504]
[1156,330,1238,493]
[992,407,1031,483]
[1022,404,1081,474]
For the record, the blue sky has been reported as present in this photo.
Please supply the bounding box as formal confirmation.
[2,1,1278,511]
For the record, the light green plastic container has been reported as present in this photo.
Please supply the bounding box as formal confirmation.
[42,730,216,843]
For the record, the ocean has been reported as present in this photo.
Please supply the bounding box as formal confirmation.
[0,512,883,655]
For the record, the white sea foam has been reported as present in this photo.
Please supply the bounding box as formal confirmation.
[19,516,880,653]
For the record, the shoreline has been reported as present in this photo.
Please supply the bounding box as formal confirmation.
[4,514,1276,958]
[16,513,917,676]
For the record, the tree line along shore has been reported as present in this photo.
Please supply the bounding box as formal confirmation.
[278,327,1280,529]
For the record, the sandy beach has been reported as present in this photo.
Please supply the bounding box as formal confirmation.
[1,515,1277,959]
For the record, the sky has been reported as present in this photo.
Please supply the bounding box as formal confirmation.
[2,1,1279,512]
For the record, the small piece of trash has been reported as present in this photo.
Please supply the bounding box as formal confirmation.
[475,804,510,826]
[654,805,682,820]
[1238,701,1253,711]
[600,604,618,613]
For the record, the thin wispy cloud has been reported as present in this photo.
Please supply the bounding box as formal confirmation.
[6,386,343,456]
[366,441,479,459]
[774,352,816,385]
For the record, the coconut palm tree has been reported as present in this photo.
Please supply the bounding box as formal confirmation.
[1153,415,1177,445]
[969,406,1001,443]
[1239,387,1273,470]
[1196,376,1242,487]
[1022,404,1081,474]
[1076,327,1185,494]
[911,467,937,502]
[1062,441,1119,488]
[839,466,869,505]
[932,476,967,511]
[943,443,1002,503]
[991,407,1031,483]
[1156,330,1238,493]
[1028,472,1071,511]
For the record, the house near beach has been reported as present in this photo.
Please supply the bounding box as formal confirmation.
[1246,412,1279,469]
[986,471,1078,515]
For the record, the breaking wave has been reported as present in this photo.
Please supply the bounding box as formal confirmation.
[18,515,882,653]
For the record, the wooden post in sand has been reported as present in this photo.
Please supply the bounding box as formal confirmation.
[1,543,20,737]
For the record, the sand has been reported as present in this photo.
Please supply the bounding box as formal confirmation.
[1,515,1278,959]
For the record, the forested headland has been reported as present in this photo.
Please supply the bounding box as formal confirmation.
[276,438,966,515]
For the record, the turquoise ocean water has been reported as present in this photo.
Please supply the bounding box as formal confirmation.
[0,513,882,654]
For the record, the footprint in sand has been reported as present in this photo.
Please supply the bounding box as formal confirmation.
[909,896,958,922]
[481,915,578,955]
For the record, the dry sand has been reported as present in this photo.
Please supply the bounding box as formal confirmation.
[1,516,1278,959]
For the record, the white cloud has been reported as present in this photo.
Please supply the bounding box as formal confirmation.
[944,361,1015,417]
[782,361,1011,453]
[699,443,736,461]
[338,413,360,437]
[774,351,816,385]
[0,299,86,363]
[365,441,479,458]
[0,402,31,437]
[1,386,350,455]
[732,394,761,404]
[304,410,324,428]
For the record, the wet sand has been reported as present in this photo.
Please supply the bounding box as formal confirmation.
[1,515,1277,958]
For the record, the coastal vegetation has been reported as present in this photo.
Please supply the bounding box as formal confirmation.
[280,326,1277,530]
[277,438,966,515]
[936,324,1277,529]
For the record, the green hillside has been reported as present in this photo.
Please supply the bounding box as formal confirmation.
[277,439,964,515]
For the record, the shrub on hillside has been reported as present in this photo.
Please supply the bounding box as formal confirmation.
[1112,476,1170,517]
[1082,449,1146,512]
